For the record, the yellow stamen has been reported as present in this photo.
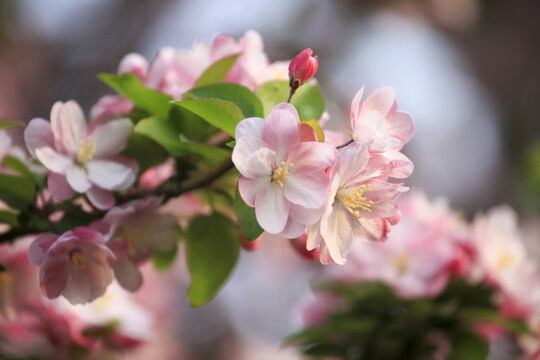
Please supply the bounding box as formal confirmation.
[336,184,374,216]
[77,137,95,164]
[496,253,516,271]
[69,249,86,268]
[395,254,409,273]
[272,161,294,188]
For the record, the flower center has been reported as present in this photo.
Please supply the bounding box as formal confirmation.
[77,137,95,165]
[117,226,151,257]
[394,254,409,274]
[495,253,517,271]
[272,161,294,188]
[69,249,86,268]
[336,184,373,216]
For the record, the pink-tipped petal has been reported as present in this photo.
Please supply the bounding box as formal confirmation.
[349,86,365,123]
[48,172,75,201]
[238,177,265,207]
[28,234,59,266]
[389,111,415,147]
[40,257,69,299]
[118,53,148,80]
[284,168,330,208]
[360,86,397,118]
[287,142,337,169]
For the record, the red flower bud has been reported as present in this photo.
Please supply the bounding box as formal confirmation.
[288,48,318,88]
[290,232,319,261]
[240,233,262,252]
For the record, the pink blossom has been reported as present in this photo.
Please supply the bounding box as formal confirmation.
[289,232,319,261]
[333,191,470,298]
[472,206,540,320]
[24,101,138,210]
[90,197,177,291]
[232,103,338,238]
[138,158,175,190]
[288,48,319,88]
[306,142,407,265]
[350,86,415,178]
[28,227,115,304]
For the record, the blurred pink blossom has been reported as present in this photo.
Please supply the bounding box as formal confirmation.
[90,196,177,291]
[28,227,115,304]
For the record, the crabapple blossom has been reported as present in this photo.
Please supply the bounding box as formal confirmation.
[331,192,472,298]
[472,206,540,319]
[90,197,178,292]
[306,142,407,265]
[288,48,319,88]
[350,86,415,178]
[24,101,138,210]
[232,103,338,238]
[28,227,115,305]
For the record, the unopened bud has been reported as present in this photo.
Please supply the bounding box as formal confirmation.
[288,48,318,90]
[290,232,319,261]
[240,233,262,252]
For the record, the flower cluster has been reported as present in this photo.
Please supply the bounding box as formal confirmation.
[297,191,540,357]
[233,86,414,264]
[0,30,418,358]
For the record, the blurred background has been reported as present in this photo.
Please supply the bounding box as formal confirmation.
[1,0,539,358]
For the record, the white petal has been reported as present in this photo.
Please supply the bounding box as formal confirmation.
[66,166,91,192]
[35,146,73,173]
[254,182,289,234]
[91,118,133,157]
[86,159,135,190]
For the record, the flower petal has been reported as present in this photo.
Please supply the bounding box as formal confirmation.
[286,142,337,169]
[40,257,69,299]
[48,173,75,201]
[50,101,87,156]
[35,146,73,174]
[86,159,136,190]
[235,117,266,139]
[91,118,133,157]
[66,166,92,193]
[238,176,266,207]
[254,182,290,234]
[28,234,59,266]
[284,167,330,208]
[232,137,267,176]
[278,218,306,239]
[87,186,115,210]
[349,86,365,124]
[360,86,397,118]
[112,257,143,292]
[24,118,54,157]
[321,205,355,265]
[262,103,300,160]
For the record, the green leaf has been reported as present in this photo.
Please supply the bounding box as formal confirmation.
[448,331,489,360]
[458,307,535,336]
[2,155,36,182]
[121,133,169,174]
[0,174,35,209]
[0,120,23,130]
[185,212,240,307]
[301,119,325,142]
[195,54,240,87]
[234,184,263,241]
[98,73,172,119]
[0,211,18,226]
[256,80,325,120]
[152,242,179,272]
[172,99,244,137]
[185,83,264,118]
[135,117,230,165]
